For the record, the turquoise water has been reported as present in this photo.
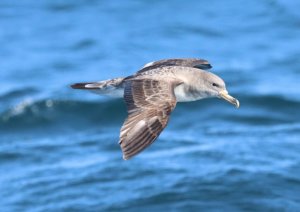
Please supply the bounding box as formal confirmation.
[1,0,300,211]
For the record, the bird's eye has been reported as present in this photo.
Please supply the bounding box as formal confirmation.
[212,83,219,87]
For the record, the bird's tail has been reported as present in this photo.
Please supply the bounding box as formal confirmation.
[71,77,125,98]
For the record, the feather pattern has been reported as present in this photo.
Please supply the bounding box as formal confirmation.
[120,79,181,160]
[139,58,212,73]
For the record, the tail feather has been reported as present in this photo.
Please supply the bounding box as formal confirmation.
[71,82,98,89]
[70,77,125,98]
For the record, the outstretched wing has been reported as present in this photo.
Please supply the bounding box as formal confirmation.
[120,79,182,160]
[138,58,212,74]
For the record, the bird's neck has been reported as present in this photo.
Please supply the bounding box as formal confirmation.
[174,83,209,102]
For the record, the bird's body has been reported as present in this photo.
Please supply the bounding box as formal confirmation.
[71,58,239,160]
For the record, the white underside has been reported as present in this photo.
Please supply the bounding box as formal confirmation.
[90,87,124,98]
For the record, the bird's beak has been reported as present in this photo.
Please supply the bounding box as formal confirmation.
[219,90,240,108]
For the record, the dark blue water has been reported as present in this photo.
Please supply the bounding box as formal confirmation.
[1,0,300,211]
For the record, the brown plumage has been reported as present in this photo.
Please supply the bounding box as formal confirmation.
[120,79,182,160]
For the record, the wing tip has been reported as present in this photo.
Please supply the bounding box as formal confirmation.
[193,63,212,70]
[123,154,130,160]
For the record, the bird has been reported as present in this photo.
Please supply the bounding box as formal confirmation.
[71,58,239,160]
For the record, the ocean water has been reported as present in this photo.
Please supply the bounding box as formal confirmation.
[1,0,300,211]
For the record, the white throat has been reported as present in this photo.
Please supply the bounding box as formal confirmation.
[174,84,208,102]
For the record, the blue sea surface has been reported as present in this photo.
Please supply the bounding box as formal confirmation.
[1,0,300,211]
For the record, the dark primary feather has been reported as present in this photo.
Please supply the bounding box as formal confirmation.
[120,79,182,160]
[138,58,212,74]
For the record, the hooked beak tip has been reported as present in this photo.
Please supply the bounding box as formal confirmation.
[219,90,240,108]
[235,99,240,108]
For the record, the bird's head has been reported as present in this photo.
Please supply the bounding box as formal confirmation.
[200,71,240,108]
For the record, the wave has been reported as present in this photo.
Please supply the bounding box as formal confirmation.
[0,94,299,133]
[0,87,38,101]
[0,98,126,133]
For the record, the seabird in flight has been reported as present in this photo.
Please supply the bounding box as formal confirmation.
[71,58,239,160]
